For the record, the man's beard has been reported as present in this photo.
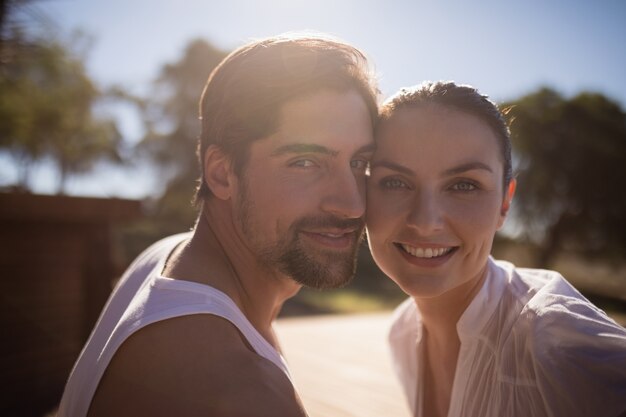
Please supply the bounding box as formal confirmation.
[268,216,364,289]
[237,182,364,289]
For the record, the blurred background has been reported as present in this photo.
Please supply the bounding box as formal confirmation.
[1,1,625,416]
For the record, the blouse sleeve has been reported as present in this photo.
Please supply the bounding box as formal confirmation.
[529,292,626,417]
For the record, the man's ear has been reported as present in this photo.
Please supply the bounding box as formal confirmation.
[203,145,234,201]
[497,179,516,228]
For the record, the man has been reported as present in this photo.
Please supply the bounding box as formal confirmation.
[58,33,378,417]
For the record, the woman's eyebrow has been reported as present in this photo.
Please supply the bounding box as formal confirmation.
[443,161,493,176]
[370,160,414,176]
[370,160,493,177]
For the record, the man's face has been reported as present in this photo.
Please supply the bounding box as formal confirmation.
[232,89,374,289]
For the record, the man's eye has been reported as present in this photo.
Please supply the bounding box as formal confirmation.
[380,178,409,190]
[351,159,370,171]
[290,159,316,168]
[451,181,478,192]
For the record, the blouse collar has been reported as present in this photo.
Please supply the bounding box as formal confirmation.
[456,257,508,339]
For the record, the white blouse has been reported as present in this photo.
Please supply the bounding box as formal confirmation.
[389,257,626,417]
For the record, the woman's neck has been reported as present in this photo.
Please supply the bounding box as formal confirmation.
[414,265,488,335]
[413,266,489,417]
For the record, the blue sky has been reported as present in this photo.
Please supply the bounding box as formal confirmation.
[5,0,626,197]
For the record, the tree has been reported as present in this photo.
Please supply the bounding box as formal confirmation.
[505,88,626,266]
[0,2,123,193]
[138,39,227,230]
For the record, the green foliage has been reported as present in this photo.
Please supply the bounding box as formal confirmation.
[114,39,228,258]
[138,39,227,231]
[505,88,626,265]
[0,24,123,193]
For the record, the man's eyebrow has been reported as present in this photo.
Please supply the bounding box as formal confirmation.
[442,161,494,176]
[270,143,338,157]
[354,143,377,155]
[270,142,376,157]
[370,160,414,176]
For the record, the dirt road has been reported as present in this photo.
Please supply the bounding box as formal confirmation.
[276,312,411,417]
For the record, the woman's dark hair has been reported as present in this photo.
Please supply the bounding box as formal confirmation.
[195,33,379,202]
[379,81,513,189]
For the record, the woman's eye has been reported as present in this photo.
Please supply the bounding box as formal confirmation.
[451,181,478,192]
[380,178,409,190]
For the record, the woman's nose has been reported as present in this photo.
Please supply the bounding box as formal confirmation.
[406,190,444,235]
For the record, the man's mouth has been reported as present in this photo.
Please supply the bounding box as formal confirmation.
[314,226,360,236]
[318,232,351,238]
[294,216,364,249]
[300,228,361,249]
[396,243,456,259]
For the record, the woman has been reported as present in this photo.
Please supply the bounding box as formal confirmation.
[366,81,626,417]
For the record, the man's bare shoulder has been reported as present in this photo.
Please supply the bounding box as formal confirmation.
[88,314,306,417]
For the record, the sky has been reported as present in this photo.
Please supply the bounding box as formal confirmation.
[4,0,626,198]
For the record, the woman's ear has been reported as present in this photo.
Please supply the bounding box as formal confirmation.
[203,145,233,201]
[498,179,517,227]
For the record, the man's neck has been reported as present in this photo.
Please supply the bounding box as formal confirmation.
[162,203,301,347]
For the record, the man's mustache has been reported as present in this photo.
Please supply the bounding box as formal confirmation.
[292,215,364,231]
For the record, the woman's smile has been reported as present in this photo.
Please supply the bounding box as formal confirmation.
[395,242,459,268]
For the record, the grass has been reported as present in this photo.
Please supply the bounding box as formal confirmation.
[281,282,407,317]
[297,287,405,314]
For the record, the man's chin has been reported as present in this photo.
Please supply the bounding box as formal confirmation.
[271,228,363,289]
[286,251,358,290]
[293,270,356,290]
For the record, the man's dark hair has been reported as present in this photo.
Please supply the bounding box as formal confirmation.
[195,33,379,202]
[379,81,513,189]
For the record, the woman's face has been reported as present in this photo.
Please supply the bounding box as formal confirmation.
[366,104,514,299]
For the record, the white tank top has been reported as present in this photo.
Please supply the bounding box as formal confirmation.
[58,233,292,417]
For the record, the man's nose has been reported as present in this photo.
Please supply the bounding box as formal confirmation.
[320,171,366,219]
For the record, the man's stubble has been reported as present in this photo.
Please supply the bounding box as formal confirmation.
[236,175,363,289]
